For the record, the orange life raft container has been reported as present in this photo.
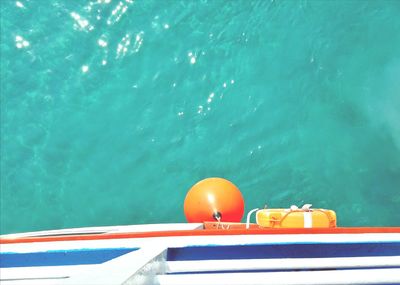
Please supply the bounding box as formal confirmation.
[256,205,336,228]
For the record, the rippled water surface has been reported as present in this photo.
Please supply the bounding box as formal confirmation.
[1,0,400,234]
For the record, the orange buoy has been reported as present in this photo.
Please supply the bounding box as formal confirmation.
[184,177,244,223]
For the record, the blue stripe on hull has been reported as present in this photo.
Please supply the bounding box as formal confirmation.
[166,266,400,275]
[167,242,400,261]
[0,248,139,268]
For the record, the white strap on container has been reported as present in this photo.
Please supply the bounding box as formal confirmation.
[246,208,259,229]
[304,211,313,228]
[302,204,313,228]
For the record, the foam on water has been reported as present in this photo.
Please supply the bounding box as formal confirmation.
[1,0,399,234]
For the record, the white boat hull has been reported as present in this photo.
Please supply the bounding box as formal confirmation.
[1,224,400,285]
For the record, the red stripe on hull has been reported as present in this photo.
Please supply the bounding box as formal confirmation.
[1,227,400,244]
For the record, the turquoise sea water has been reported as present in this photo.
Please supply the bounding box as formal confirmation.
[1,0,400,234]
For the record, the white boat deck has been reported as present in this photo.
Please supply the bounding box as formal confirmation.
[1,224,400,285]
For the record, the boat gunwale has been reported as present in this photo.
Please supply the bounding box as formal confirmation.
[1,226,400,244]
